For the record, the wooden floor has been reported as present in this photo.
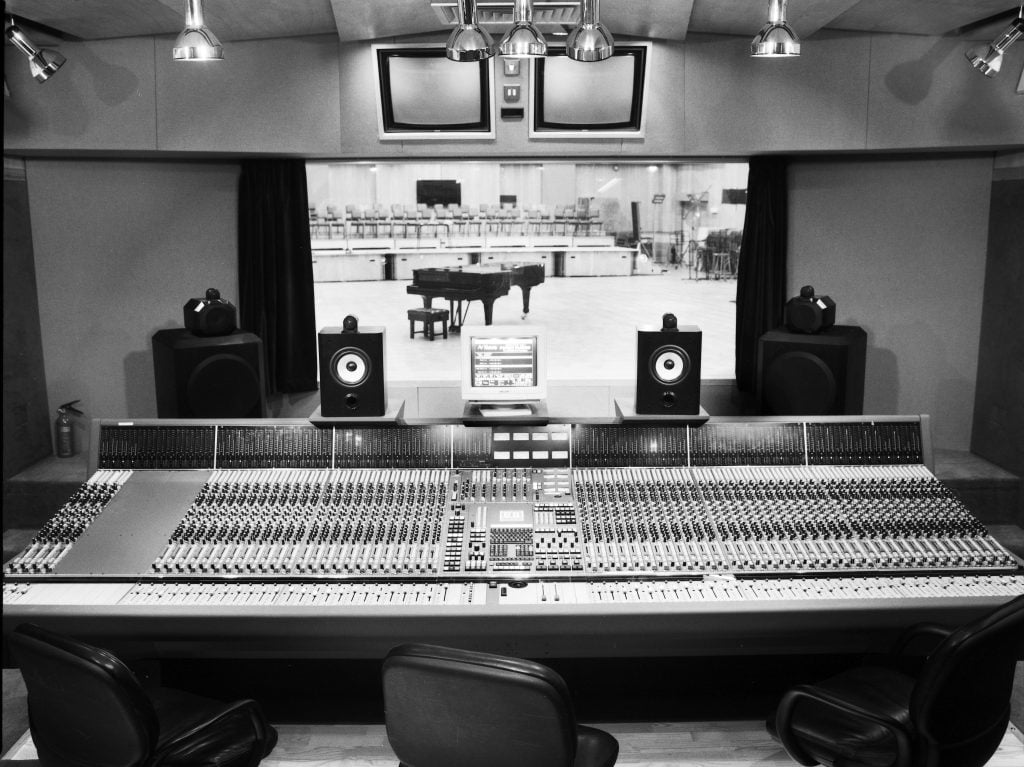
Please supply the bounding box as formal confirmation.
[314,270,738,382]
[4,720,1023,766]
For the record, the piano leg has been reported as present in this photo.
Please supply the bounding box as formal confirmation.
[448,299,468,331]
[482,299,496,325]
[519,286,533,317]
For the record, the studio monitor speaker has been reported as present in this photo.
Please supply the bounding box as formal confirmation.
[757,325,866,416]
[635,315,702,414]
[318,316,387,417]
[153,329,265,418]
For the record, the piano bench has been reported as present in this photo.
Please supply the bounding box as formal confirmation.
[408,307,450,341]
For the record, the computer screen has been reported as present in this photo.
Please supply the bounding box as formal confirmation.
[460,325,547,403]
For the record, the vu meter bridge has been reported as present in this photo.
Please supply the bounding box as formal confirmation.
[3,416,1022,660]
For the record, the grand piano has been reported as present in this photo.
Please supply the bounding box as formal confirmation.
[407,263,545,330]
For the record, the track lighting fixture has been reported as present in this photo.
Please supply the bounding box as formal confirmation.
[751,0,801,58]
[446,0,496,62]
[173,0,224,61]
[567,0,614,62]
[4,16,65,83]
[499,0,547,58]
[965,4,1024,77]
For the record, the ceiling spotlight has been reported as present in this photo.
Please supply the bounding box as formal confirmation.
[4,17,66,83]
[965,5,1024,77]
[446,0,496,62]
[567,0,614,62]
[751,0,801,58]
[173,0,224,61]
[499,0,547,58]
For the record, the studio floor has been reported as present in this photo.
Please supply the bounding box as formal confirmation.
[3,721,1023,766]
[314,270,738,382]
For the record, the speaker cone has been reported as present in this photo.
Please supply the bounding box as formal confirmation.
[331,348,370,386]
[650,345,690,384]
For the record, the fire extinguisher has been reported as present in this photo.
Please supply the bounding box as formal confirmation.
[55,400,83,457]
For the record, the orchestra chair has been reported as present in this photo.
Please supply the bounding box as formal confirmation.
[10,622,278,767]
[383,643,619,767]
[768,593,1024,767]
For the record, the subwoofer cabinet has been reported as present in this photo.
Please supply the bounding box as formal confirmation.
[757,325,866,416]
[153,329,266,418]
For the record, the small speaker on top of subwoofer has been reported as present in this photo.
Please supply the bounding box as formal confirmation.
[635,313,702,415]
[183,288,238,337]
[318,316,387,417]
[784,285,836,334]
[757,325,866,416]
[153,329,265,418]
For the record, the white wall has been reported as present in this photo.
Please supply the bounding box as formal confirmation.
[26,159,239,437]
[788,155,993,450]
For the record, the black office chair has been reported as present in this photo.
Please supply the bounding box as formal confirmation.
[10,622,278,767]
[768,594,1024,767]
[382,643,618,767]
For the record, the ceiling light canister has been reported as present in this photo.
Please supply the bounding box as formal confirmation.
[965,7,1024,77]
[567,0,614,62]
[4,18,66,83]
[499,0,547,58]
[751,0,801,58]
[173,0,224,61]
[446,0,497,62]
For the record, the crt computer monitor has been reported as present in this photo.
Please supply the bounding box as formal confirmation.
[460,325,547,406]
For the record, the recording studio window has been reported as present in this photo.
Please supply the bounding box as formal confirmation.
[307,160,746,383]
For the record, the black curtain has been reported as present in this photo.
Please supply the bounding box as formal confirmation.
[735,156,789,393]
[238,159,318,394]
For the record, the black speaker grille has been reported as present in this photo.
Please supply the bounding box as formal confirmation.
[764,351,837,416]
[185,354,262,418]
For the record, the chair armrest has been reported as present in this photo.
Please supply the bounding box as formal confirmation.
[774,685,913,767]
[890,622,953,657]
[151,698,272,767]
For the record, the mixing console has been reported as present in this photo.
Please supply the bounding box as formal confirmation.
[4,416,1021,661]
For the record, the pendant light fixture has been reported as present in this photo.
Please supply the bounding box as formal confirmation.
[446,0,496,62]
[751,0,801,58]
[4,17,65,83]
[567,0,614,62]
[965,4,1024,77]
[173,0,224,61]
[499,0,547,58]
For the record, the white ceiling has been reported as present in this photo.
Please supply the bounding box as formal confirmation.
[6,0,1020,45]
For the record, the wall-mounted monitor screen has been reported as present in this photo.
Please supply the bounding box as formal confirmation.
[373,44,495,140]
[461,325,547,404]
[530,43,650,139]
[417,179,462,207]
[722,188,748,205]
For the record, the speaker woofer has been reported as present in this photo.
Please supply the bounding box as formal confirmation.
[331,348,370,387]
[650,345,691,384]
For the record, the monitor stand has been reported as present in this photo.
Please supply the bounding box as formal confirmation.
[462,400,549,425]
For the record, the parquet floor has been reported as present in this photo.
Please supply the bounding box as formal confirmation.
[314,270,738,382]
[4,721,1023,766]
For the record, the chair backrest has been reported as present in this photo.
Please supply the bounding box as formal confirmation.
[911,595,1024,757]
[383,643,577,767]
[11,623,158,767]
